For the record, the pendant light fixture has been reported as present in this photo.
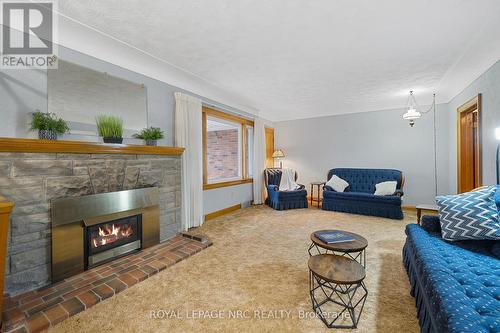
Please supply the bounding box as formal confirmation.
[402,91,435,127]
[402,90,438,196]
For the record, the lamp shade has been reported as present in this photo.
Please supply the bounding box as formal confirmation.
[272,149,285,158]
[402,108,422,121]
[496,127,500,141]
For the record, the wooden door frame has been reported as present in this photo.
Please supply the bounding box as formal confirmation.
[457,94,482,192]
[265,127,275,168]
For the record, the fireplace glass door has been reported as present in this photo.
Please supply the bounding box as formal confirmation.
[85,214,142,268]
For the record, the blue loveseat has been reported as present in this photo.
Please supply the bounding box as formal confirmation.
[403,215,500,333]
[264,168,308,210]
[322,168,404,219]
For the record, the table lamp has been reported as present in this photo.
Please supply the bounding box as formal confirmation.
[272,149,285,168]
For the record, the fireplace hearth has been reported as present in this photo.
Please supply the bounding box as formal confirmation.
[51,188,160,282]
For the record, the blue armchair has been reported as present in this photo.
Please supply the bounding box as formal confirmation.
[265,168,308,210]
[322,168,404,219]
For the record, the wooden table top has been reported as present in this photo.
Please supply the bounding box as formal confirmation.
[310,181,326,185]
[415,204,439,211]
[311,230,368,253]
[308,254,365,284]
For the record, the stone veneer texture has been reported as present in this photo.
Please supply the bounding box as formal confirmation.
[0,152,182,295]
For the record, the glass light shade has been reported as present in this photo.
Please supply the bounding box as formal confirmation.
[402,108,422,120]
[272,149,285,158]
[495,127,500,141]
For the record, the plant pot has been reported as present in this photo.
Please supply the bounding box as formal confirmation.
[103,137,123,144]
[145,140,157,146]
[38,130,57,140]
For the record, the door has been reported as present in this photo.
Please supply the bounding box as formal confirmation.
[265,127,275,168]
[457,95,481,193]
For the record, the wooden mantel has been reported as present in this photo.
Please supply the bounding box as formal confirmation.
[0,195,14,329]
[0,138,184,156]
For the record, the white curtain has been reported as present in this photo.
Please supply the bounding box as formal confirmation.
[174,92,204,230]
[252,117,266,204]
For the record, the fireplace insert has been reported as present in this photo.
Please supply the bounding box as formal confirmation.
[84,214,142,268]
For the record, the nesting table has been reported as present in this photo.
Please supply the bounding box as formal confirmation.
[308,229,369,328]
[308,254,368,328]
[308,230,368,268]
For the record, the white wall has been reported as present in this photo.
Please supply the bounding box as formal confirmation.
[275,104,451,206]
[447,60,500,191]
[0,45,269,217]
[203,184,253,215]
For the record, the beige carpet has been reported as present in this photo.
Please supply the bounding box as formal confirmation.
[50,206,420,333]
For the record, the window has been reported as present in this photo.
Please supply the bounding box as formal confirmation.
[202,107,254,190]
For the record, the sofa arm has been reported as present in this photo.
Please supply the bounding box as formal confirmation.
[267,184,278,192]
[421,215,441,233]
[324,185,335,192]
[394,189,404,197]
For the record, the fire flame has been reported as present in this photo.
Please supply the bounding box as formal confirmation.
[92,223,133,248]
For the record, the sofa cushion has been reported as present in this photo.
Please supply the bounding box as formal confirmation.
[374,181,397,196]
[326,168,402,193]
[324,191,401,205]
[325,174,349,192]
[404,224,500,333]
[421,215,441,233]
[495,185,500,211]
[436,186,500,241]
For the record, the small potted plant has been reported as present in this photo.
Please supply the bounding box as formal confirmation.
[30,111,69,140]
[133,127,164,146]
[96,115,124,144]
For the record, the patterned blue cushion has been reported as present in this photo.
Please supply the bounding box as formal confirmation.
[436,186,500,241]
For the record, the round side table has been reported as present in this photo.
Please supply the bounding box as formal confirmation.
[308,230,368,268]
[308,254,368,329]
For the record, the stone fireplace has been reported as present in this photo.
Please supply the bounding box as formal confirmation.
[51,188,160,282]
[0,141,183,295]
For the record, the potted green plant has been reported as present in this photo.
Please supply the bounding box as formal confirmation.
[133,127,164,146]
[30,111,69,140]
[96,115,124,144]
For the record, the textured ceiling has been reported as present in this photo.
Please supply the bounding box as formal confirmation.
[58,0,500,121]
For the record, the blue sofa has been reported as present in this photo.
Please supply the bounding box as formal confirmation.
[322,168,404,219]
[403,215,500,333]
[264,168,308,210]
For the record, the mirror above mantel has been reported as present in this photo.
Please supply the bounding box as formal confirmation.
[47,59,148,138]
[0,44,174,146]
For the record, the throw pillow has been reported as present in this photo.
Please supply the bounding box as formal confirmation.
[436,186,500,241]
[326,175,349,192]
[374,181,397,196]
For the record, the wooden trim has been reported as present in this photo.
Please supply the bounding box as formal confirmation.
[205,204,241,221]
[0,195,13,327]
[202,106,254,126]
[402,205,417,212]
[202,112,208,184]
[202,106,254,187]
[0,195,14,214]
[457,94,482,193]
[203,178,253,191]
[265,127,275,168]
[241,123,247,179]
[0,138,185,156]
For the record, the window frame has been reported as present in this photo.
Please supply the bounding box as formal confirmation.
[202,106,254,190]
